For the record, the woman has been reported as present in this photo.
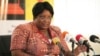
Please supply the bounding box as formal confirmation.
[10,1,86,56]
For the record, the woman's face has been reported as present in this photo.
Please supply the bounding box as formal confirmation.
[35,10,52,30]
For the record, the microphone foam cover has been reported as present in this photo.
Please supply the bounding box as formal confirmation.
[90,35,99,42]
[62,31,69,39]
[76,34,83,41]
[52,37,60,44]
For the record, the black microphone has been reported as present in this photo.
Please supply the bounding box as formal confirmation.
[90,35,100,43]
[52,37,65,56]
[76,34,94,51]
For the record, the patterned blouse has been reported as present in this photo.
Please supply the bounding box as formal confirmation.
[10,22,70,56]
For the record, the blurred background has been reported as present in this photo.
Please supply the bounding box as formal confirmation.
[0,0,100,56]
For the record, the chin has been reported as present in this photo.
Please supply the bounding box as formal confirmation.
[42,27,49,30]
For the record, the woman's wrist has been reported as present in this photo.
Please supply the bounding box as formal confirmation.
[74,47,81,56]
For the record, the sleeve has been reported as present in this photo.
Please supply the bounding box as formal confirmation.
[10,25,29,51]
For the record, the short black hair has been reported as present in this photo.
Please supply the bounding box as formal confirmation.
[32,1,54,19]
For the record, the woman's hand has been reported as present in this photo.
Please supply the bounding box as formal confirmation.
[74,45,87,56]
[51,45,60,55]
[77,45,87,52]
[47,45,60,56]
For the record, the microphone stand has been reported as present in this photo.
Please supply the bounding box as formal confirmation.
[86,47,90,56]
[84,40,90,56]
[71,42,75,56]
[59,52,64,56]
[58,43,65,56]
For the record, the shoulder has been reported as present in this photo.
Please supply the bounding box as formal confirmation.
[50,26,62,37]
[12,22,34,35]
[12,22,34,37]
[50,25,61,32]
[15,22,33,30]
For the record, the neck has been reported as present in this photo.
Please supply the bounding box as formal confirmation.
[40,29,48,33]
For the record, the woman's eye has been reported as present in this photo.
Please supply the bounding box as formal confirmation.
[39,16,45,19]
[39,15,52,20]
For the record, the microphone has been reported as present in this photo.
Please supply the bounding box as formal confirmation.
[63,32,79,56]
[90,35,100,43]
[76,34,94,51]
[64,33,79,45]
[52,37,65,56]
[61,31,69,39]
